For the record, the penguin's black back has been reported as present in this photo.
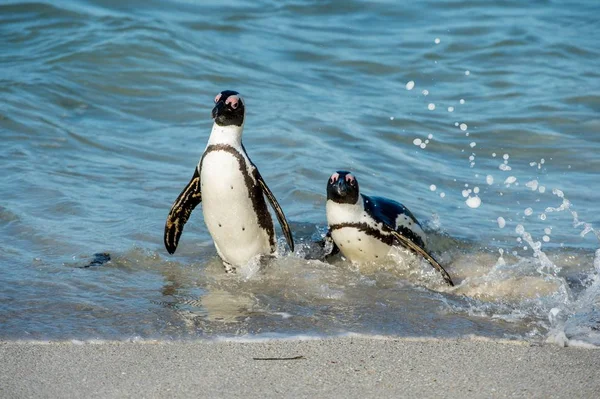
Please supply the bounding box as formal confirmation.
[362,194,425,248]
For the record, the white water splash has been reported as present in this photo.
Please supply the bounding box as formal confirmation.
[547,248,600,347]
[515,224,560,276]
[543,189,600,241]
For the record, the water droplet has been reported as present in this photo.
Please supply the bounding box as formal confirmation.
[525,180,539,191]
[466,196,481,208]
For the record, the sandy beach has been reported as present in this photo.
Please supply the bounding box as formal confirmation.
[1,337,598,398]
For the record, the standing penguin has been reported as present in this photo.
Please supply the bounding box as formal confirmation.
[325,171,453,286]
[164,90,294,271]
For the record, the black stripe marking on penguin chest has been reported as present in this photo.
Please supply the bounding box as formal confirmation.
[200,144,276,249]
[329,222,425,249]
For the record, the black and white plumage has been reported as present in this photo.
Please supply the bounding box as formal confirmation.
[164,90,294,270]
[325,171,453,286]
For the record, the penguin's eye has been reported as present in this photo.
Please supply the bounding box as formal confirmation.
[214,93,222,103]
[226,96,239,109]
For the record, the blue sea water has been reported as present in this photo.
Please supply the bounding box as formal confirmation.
[1,0,599,346]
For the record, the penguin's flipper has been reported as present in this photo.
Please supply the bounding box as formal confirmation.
[255,171,294,252]
[164,167,202,254]
[387,227,454,286]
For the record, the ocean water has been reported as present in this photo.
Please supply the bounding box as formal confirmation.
[1,0,599,346]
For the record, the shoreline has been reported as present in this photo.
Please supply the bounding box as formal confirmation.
[2,336,599,398]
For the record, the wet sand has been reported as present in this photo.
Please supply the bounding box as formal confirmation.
[1,337,598,398]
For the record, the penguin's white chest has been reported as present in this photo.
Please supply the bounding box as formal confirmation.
[331,227,391,262]
[326,200,392,263]
[200,150,273,266]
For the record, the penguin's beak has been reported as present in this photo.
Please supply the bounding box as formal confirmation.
[332,179,349,197]
[211,101,224,119]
